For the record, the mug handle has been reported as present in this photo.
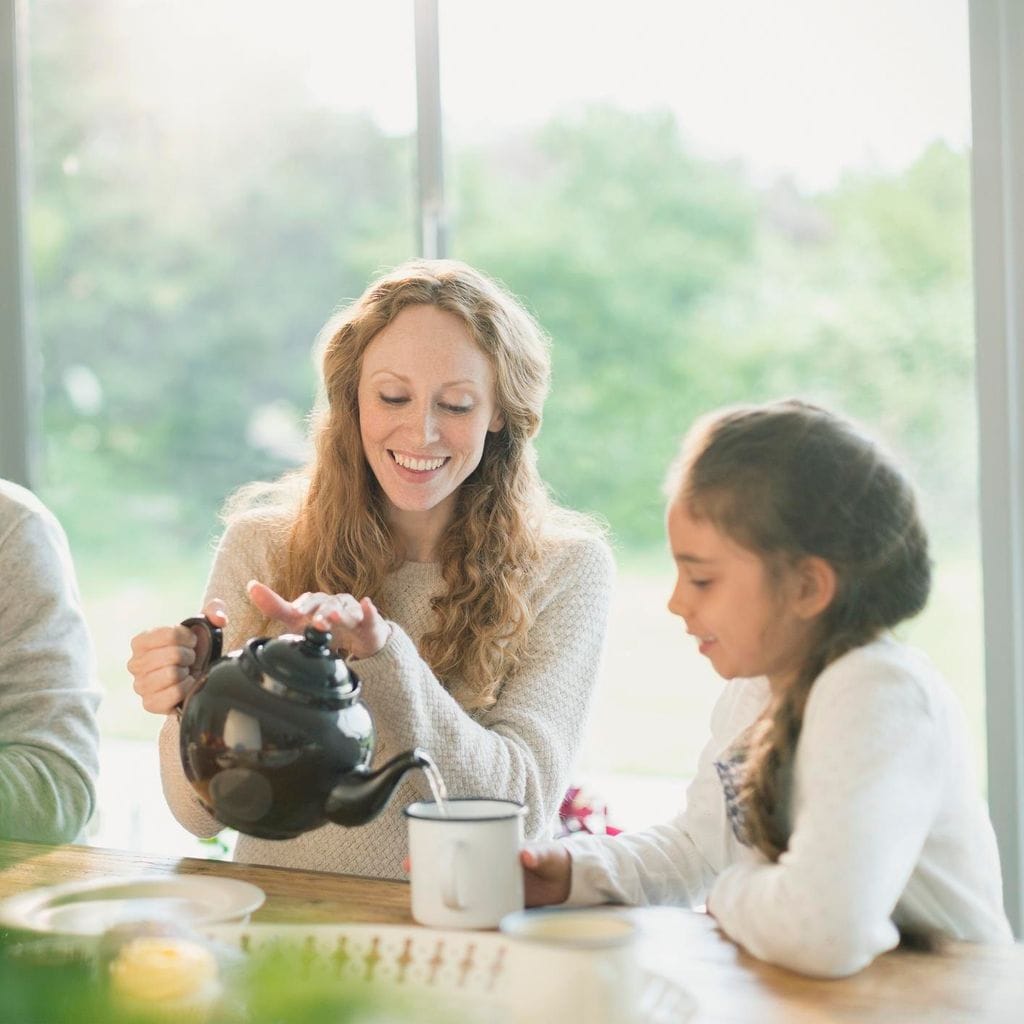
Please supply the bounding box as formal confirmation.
[441,840,469,911]
[180,615,223,686]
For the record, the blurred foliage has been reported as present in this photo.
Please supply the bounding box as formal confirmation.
[26,0,976,570]
[454,114,974,548]
[28,1,414,560]
[0,929,444,1024]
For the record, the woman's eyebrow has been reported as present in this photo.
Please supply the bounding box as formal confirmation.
[368,370,481,388]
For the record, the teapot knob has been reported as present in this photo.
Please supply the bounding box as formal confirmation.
[301,624,332,652]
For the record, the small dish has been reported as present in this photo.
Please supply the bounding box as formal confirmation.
[499,907,638,948]
[499,908,646,1022]
[0,873,265,935]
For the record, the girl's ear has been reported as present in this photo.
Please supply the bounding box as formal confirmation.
[794,556,837,620]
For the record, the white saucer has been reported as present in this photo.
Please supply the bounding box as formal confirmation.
[0,873,265,935]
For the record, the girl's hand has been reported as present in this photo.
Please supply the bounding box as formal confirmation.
[520,843,572,907]
[128,599,228,715]
[246,580,390,660]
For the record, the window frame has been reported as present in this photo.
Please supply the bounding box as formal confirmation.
[969,0,1024,936]
[414,0,446,258]
[0,0,33,488]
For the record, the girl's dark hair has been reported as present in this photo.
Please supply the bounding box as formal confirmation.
[671,399,932,860]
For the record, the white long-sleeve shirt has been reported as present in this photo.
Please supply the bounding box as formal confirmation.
[566,637,1012,977]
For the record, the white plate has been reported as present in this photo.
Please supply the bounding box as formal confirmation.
[0,873,265,935]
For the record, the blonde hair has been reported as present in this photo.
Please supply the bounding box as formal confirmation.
[669,399,931,859]
[226,259,596,709]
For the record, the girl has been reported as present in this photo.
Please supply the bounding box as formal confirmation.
[128,259,613,880]
[522,400,1011,977]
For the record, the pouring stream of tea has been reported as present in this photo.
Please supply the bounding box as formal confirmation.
[419,753,450,817]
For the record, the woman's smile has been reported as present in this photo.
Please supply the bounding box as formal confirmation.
[389,449,451,476]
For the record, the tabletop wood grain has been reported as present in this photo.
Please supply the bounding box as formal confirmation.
[1,840,1022,1023]
[0,839,413,925]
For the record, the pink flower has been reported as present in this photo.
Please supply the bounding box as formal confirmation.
[557,784,622,837]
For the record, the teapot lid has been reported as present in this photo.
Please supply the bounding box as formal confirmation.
[253,625,357,698]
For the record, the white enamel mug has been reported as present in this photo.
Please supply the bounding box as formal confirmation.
[405,798,527,930]
[499,908,642,1024]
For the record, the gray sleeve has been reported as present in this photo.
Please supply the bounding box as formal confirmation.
[351,535,616,840]
[0,498,101,843]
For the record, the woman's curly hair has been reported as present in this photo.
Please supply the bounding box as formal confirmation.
[225,259,596,709]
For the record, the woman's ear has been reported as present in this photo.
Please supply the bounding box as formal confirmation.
[488,409,506,432]
[794,556,837,620]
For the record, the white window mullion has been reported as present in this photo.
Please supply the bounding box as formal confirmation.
[969,0,1024,937]
[0,0,34,488]
[414,0,446,259]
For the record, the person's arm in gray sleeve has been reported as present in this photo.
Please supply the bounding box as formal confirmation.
[0,483,101,843]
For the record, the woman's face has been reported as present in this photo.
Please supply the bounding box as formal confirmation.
[358,303,505,530]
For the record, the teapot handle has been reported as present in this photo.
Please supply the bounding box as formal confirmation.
[180,615,223,684]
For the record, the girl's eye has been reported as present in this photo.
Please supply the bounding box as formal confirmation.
[689,579,712,590]
[380,395,408,406]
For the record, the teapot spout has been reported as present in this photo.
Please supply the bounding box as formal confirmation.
[324,747,433,827]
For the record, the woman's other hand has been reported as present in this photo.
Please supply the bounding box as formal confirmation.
[246,580,390,659]
[521,843,572,907]
[128,599,227,715]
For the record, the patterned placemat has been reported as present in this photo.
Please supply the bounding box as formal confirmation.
[202,921,697,1023]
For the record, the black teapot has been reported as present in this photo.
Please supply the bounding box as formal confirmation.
[177,616,431,840]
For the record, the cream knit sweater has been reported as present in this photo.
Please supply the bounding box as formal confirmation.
[159,511,614,879]
[565,637,1013,977]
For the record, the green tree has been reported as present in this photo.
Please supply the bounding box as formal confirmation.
[454,106,758,545]
[29,0,415,561]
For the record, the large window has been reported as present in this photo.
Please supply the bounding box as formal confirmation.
[8,1,998,853]
[439,0,981,823]
[26,0,417,851]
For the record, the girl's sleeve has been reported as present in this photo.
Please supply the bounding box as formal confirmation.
[707,658,942,978]
[563,679,765,907]
[350,535,615,840]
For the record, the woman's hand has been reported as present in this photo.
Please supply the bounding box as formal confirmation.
[520,842,573,907]
[128,599,228,715]
[246,580,390,660]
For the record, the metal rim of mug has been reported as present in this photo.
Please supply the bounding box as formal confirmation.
[404,798,528,822]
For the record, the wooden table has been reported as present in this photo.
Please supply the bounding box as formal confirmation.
[1,840,1022,1023]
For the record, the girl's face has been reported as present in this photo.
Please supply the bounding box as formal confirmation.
[666,499,817,694]
[358,304,505,532]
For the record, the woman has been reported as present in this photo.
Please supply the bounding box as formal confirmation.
[128,259,614,879]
